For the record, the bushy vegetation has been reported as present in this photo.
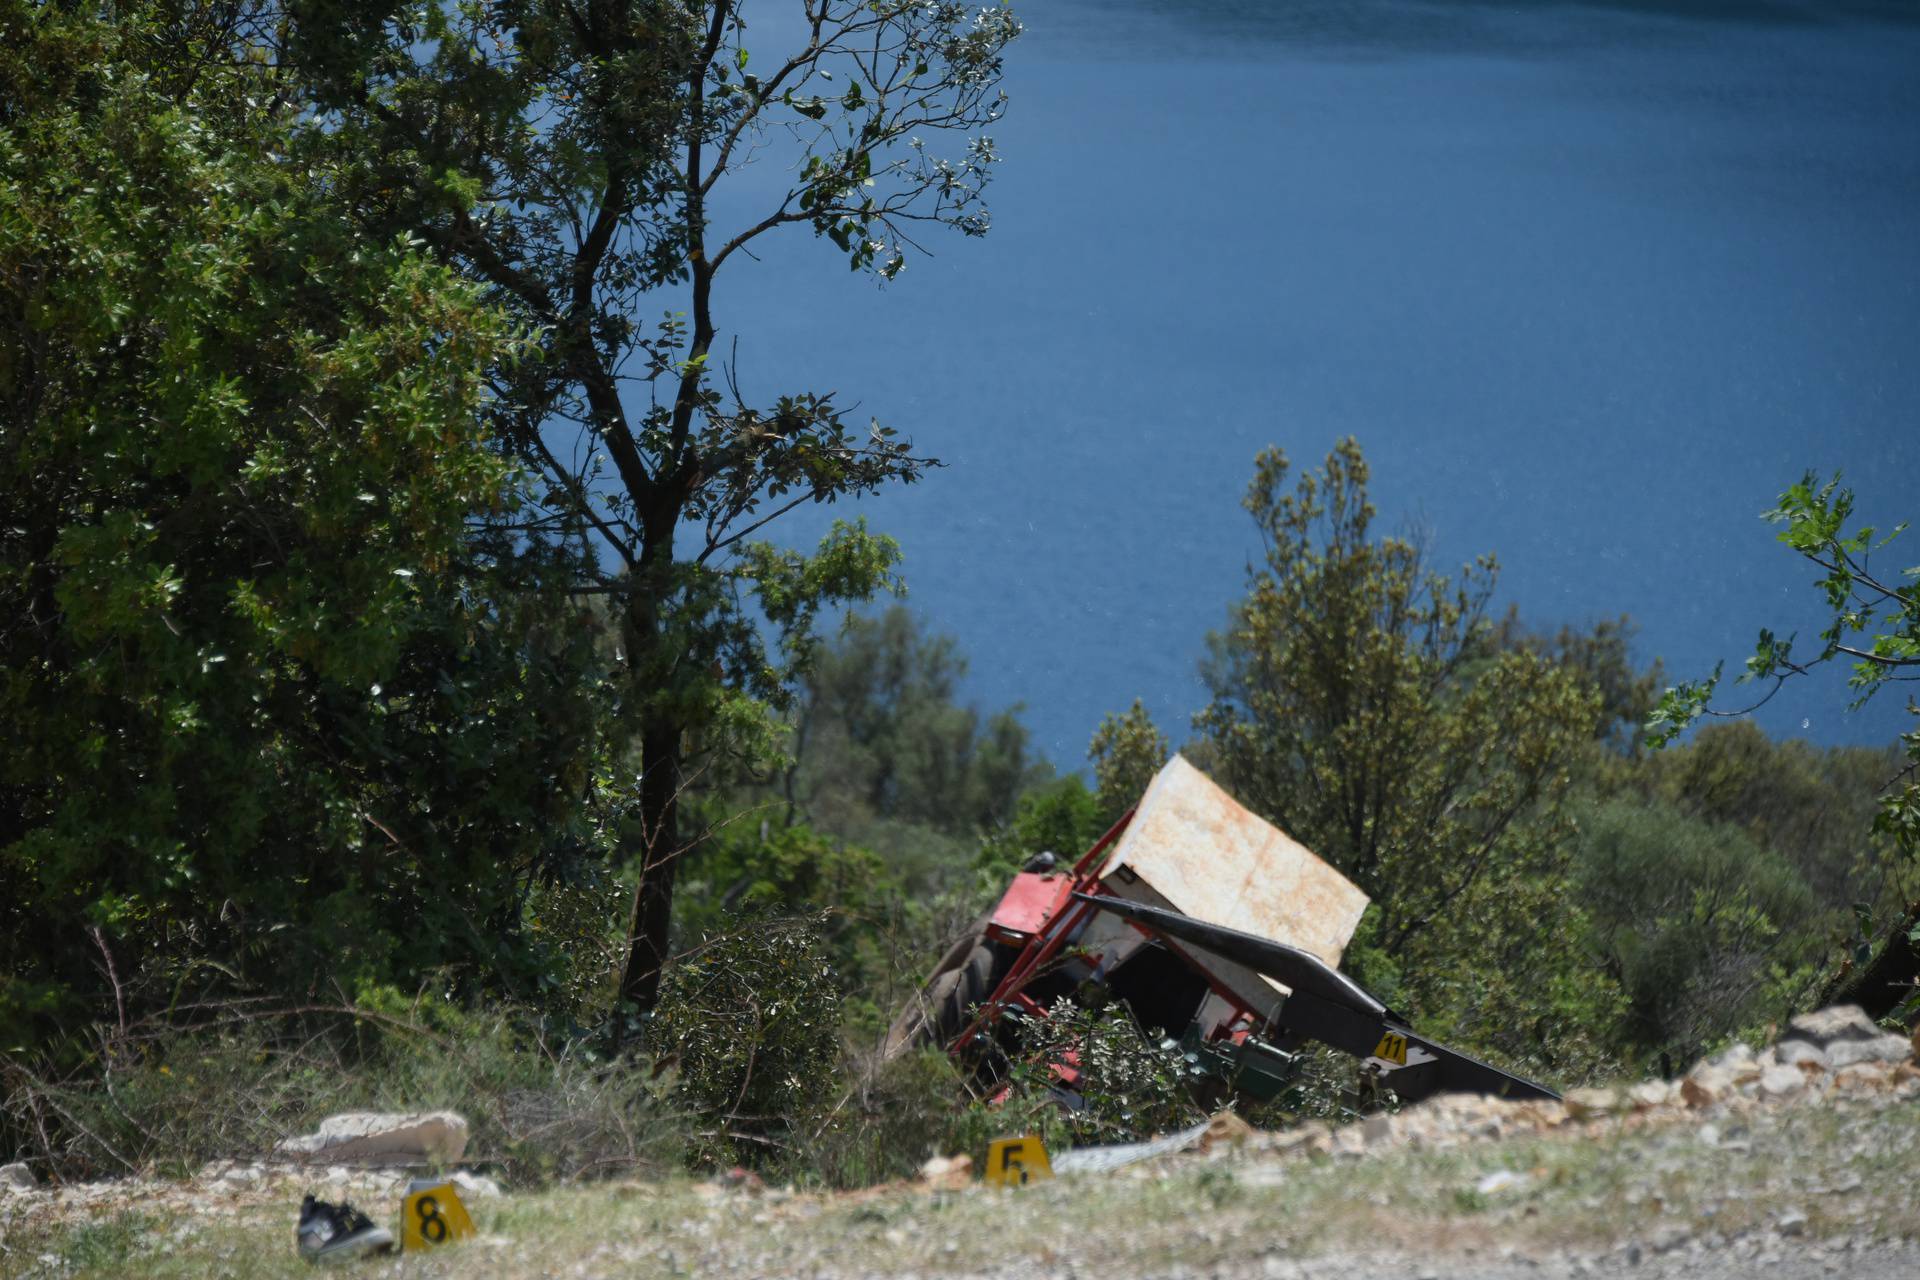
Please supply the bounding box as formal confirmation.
[2,997,685,1185]
[2,0,1914,1198]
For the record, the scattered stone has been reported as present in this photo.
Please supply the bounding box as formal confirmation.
[1648,1224,1692,1254]
[1682,1066,1733,1108]
[1788,1005,1881,1047]
[0,1161,36,1192]
[1778,1211,1809,1237]
[1563,1086,1626,1120]
[1759,1063,1805,1098]
[277,1111,469,1165]
[721,1166,766,1194]
[1265,1122,1330,1158]
[1628,1080,1672,1110]
[1834,1062,1893,1092]
[1361,1113,1397,1149]
[1475,1169,1529,1196]
[917,1154,972,1189]
[1199,1110,1253,1152]
[450,1171,504,1199]
[1708,1042,1757,1072]
[1826,1034,1912,1069]
[1772,1039,1828,1071]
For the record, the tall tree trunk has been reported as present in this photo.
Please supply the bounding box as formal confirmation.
[618,718,683,1014]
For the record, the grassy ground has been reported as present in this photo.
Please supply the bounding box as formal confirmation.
[5,1095,1918,1279]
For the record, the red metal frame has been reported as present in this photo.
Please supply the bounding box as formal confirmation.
[951,803,1281,1064]
[951,808,1135,1052]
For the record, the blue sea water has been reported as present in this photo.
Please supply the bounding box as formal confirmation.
[703,0,1920,764]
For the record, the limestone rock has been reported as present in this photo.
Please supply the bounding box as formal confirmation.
[1682,1066,1733,1108]
[1834,1062,1893,1092]
[1628,1080,1673,1110]
[1772,1039,1828,1071]
[1787,1005,1880,1048]
[1708,1042,1757,1072]
[276,1112,469,1165]
[1268,1121,1331,1158]
[1475,1169,1529,1196]
[1758,1064,1804,1098]
[1200,1110,1253,1152]
[450,1170,505,1199]
[1825,1034,1912,1069]
[918,1154,973,1189]
[1563,1086,1626,1120]
[0,1161,36,1192]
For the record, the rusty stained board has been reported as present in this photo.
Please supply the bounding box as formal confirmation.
[1099,754,1369,972]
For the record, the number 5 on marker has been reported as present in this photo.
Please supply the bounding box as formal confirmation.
[400,1181,475,1251]
[985,1135,1053,1187]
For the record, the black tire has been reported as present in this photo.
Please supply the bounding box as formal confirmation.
[930,944,999,1045]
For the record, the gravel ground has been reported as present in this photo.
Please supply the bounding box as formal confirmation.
[4,1091,1917,1278]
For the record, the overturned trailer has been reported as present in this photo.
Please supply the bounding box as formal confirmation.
[887,756,1556,1106]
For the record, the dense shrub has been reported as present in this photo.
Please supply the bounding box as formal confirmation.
[1574,798,1828,1064]
[1,995,683,1185]
[648,915,843,1166]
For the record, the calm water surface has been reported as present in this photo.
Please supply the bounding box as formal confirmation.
[708,0,1920,761]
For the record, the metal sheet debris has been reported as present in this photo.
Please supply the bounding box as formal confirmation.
[1050,1121,1211,1176]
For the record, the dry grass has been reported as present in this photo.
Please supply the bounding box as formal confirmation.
[5,1096,1918,1279]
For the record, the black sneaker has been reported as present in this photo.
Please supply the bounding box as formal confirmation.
[297,1193,396,1262]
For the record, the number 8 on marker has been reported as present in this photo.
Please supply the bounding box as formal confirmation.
[416,1195,447,1243]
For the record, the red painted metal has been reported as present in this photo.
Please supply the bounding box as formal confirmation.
[951,808,1137,1053]
[950,801,1307,1065]
[985,871,1075,945]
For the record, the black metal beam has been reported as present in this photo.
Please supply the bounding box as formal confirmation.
[1073,892,1559,1103]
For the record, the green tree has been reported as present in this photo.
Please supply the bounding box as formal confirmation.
[1647,473,1918,856]
[0,2,611,1046]
[1088,698,1170,828]
[1574,798,1823,1062]
[1495,614,1665,749]
[271,0,1022,1011]
[1193,441,1612,1070]
[781,605,1046,854]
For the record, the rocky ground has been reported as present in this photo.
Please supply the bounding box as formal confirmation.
[4,1006,1918,1279]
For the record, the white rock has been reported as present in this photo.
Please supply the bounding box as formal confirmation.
[1772,1038,1828,1070]
[0,1161,37,1191]
[276,1111,469,1165]
[1759,1064,1805,1098]
[450,1171,504,1199]
[1787,1006,1880,1047]
[1709,1042,1757,1072]
[1629,1080,1673,1109]
[1825,1035,1911,1069]
[1682,1066,1733,1107]
[1476,1169,1530,1195]
[1563,1086,1626,1120]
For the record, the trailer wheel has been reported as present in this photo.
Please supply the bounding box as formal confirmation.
[929,944,999,1045]
[883,933,1011,1058]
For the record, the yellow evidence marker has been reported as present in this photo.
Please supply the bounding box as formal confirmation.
[984,1135,1053,1187]
[1371,1031,1409,1066]
[400,1180,476,1252]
